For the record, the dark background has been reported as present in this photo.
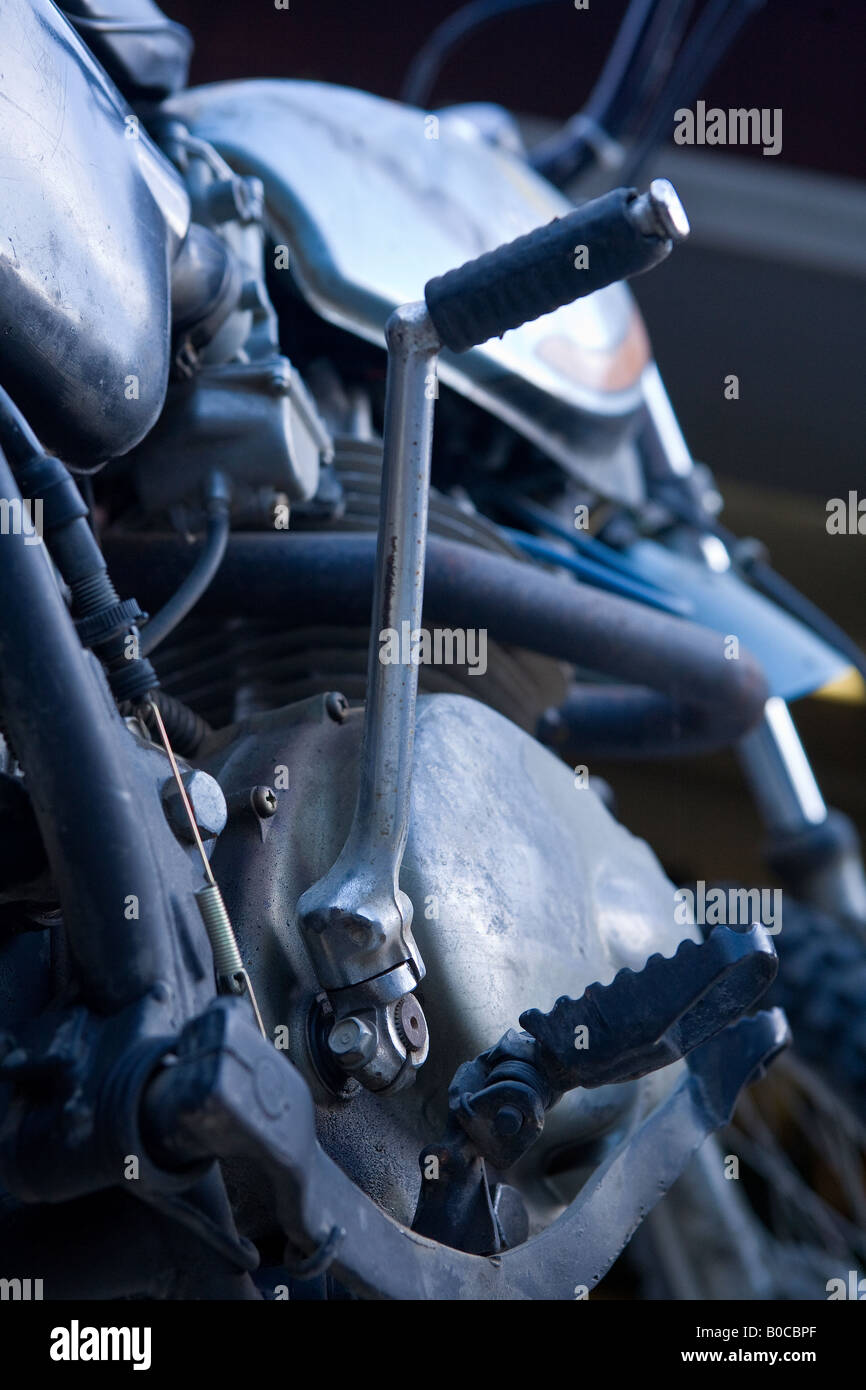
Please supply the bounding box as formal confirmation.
[167,0,865,179]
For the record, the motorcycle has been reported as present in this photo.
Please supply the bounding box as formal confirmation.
[0,0,862,1301]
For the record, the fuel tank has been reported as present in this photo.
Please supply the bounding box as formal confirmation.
[0,0,189,462]
[164,81,652,500]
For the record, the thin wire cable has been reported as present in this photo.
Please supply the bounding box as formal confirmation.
[146,698,266,1037]
[401,0,561,107]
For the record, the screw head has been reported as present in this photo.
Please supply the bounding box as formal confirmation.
[325,691,349,723]
[251,785,278,818]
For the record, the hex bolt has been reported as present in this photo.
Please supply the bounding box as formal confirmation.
[162,770,227,842]
[324,691,349,723]
[493,1105,525,1138]
[251,785,278,818]
[327,1015,377,1069]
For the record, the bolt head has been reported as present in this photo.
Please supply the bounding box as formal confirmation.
[324,691,349,723]
[327,1015,377,1068]
[251,785,278,818]
[162,769,227,842]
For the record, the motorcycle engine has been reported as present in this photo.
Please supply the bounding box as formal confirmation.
[201,688,697,1235]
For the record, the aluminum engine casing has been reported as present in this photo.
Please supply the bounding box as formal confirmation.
[203,692,697,1229]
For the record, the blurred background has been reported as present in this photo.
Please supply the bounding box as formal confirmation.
[165,0,865,887]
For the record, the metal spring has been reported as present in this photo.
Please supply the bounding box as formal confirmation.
[195,881,244,986]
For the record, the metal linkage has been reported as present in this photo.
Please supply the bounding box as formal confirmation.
[298,183,689,1093]
[297,304,438,1093]
[445,923,780,1172]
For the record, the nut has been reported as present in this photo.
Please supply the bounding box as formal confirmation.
[327,1015,377,1069]
[162,770,227,842]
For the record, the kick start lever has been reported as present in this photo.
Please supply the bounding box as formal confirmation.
[298,181,690,1093]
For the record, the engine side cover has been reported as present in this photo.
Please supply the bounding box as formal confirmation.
[205,694,696,1226]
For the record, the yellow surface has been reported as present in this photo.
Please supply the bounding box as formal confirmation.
[811,667,866,704]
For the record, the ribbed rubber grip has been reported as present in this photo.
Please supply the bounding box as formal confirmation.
[424,187,671,354]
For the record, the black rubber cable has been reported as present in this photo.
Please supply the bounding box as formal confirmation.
[619,0,766,183]
[531,0,694,186]
[140,473,231,657]
[138,691,213,758]
[0,444,174,1010]
[401,0,560,107]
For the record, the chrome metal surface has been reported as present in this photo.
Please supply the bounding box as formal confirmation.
[629,179,691,243]
[164,80,652,499]
[296,304,439,1090]
[738,705,866,924]
[328,1015,377,1068]
[641,363,694,478]
[739,697,827,832]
